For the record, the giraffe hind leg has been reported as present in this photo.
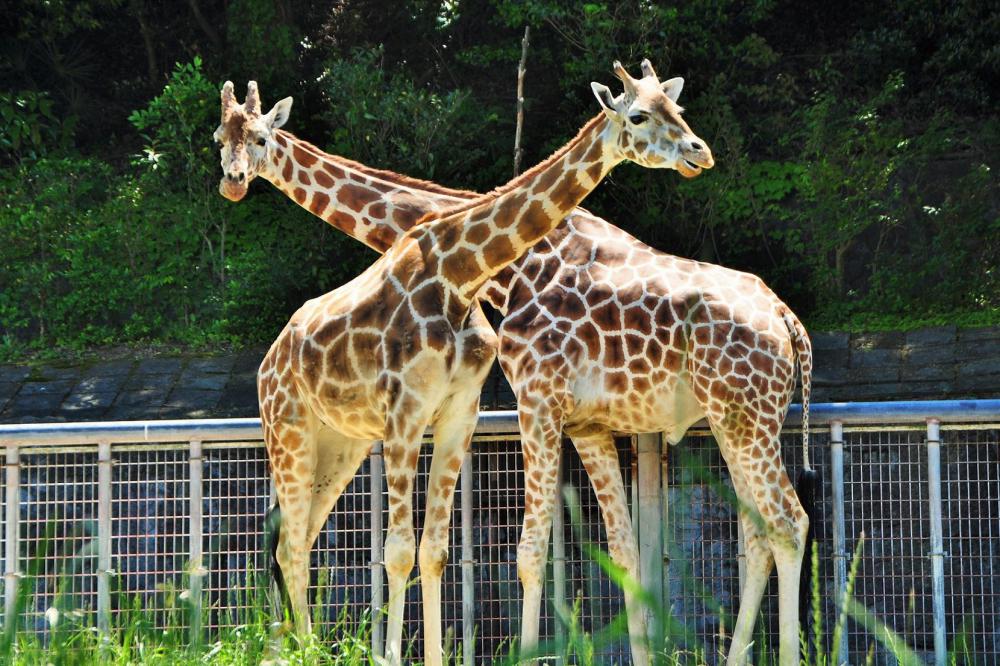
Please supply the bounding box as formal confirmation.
[729,436,808,666]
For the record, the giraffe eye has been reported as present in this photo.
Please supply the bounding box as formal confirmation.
[255,136,266,147]
[215,140,223,150]
[628,113,648,125]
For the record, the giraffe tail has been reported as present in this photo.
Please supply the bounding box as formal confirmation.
[265,501,289,612]
[784,311,820,638]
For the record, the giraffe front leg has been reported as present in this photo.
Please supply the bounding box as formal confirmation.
[515,403,565,662]
[382,428,421,666]
[420,391,480,666]
[572,430,650,666]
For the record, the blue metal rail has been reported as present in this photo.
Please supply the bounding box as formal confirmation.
[1,399,999,446]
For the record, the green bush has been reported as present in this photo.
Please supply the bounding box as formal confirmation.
[316,47,503,190]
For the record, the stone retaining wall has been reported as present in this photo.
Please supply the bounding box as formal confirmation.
[1,325,998,424]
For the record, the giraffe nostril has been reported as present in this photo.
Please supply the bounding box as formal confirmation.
[238,172,246,182]
[690,141,703,152]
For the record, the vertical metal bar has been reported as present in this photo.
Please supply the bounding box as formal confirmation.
[637,432,663,643]
[370,440,385,657]
[551,447,567,643]
[659,437,670,606]
[926,419,947,666]
[97,441,112,633]
[460,450,475,666]
[4,445,19,632]
[830,421,848,665]
[189,439,203,643]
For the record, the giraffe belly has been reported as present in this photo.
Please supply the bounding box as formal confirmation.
[568,372,705,443]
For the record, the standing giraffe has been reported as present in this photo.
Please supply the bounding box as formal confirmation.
[215,60,717,666]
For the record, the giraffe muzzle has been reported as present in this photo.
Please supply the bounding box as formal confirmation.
[219,177,248,202]
[678,140,714,178]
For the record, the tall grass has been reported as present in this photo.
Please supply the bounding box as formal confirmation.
[0,501,976,665]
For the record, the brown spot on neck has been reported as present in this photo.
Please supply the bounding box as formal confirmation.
[292,144,318,168]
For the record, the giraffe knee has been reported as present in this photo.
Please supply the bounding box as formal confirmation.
[769,511,809,555]
[517,543,546,590]
[384,530,416,579]
[418,537,450,577]
[608,536,639,577]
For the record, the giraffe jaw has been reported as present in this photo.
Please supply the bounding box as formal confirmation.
[219,179,248,202]
[677,159,703,178]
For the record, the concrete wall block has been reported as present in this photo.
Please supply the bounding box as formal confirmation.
[851,331,905,350]
[961,355,1000,376]
[850,347,904,369]
[904,343,957,366]
[957,326,1000,343]
[901,363,955,382]
[905,325,957,346]
[956,340,1000,360]
[811,331,850,351]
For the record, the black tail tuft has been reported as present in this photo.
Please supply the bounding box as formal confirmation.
[796,467,821,639]
[265,502,289,611]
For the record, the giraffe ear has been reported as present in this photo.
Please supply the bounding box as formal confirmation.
[661,77,684,103]
[591,82,621,121]
[264,97,293,130]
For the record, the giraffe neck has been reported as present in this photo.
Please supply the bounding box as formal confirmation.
[431,113,619,304]
[260,130,473,253]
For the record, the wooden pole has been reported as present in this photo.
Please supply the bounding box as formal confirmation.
[512,26,530,177]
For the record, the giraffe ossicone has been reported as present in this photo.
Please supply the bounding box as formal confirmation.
[217,58,810,666]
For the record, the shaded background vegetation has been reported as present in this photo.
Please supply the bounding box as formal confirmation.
[1,0,997,355]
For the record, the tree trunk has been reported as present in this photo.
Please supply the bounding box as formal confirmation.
[512,26,530,177]
[187,0,222,52]
[130,0,158,83]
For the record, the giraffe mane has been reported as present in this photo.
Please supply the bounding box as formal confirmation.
[413,112,607,224]
[274,130,477,199]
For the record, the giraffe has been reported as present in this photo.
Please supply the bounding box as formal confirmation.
[215,60,717,666]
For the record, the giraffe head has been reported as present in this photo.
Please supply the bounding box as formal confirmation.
[215,81,293,201]
[591,59,714,177]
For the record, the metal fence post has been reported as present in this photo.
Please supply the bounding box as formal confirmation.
[4,445,19,632]
[830,421,848,665]
[926,419,947,666]
[370,440,385,657]
[551,448,567,643]
[460,450,475,666]
[97,441,112,633]
[189,439,203,643]
[659,437,670,607]
[637,432,663,644]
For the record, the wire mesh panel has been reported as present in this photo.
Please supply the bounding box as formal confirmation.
[472,438,531,662]
[111,447,190,629]
[843,428,934,664]
[312,457,373,635]
[940,426,1000,662]
[17,451,99,635]
[202,444,270,630]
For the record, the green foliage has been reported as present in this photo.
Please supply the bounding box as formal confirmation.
[0,90,76,163]
[128,57,218,187]
[0,1,997,354]
[317,48,503,190]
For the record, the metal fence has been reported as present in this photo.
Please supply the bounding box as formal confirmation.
[2,400,1000,665]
